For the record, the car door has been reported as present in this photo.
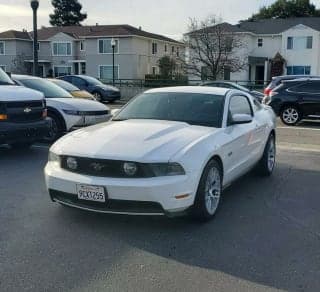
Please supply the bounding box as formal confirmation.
[225,94,257,180]
[294,81,320,117]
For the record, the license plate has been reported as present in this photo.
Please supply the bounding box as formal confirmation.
[76,184,106,203]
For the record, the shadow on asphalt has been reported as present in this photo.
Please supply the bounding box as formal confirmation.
[52,160,320,291]
[1,146,320,291]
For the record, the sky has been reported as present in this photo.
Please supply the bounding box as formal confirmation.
[0,0,319,40]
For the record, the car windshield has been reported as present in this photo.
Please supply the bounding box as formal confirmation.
[0,68,15,85]
[114,92,225,128]
[81,76,103,86]
[51,79,80,92]
[19,78,73,98]
[233,83,250,92]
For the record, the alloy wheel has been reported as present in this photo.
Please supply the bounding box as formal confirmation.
[282,108,299,124]
[267,137,276,172]
[204,166,221,215]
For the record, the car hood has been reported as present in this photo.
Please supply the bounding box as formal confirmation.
[71,90,94,99]
[51,119,216,162]
[0,85,44,101]
[46,98,109,111]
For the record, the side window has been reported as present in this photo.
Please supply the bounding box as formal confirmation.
[293,82,320,94]
[228,95,253,122]
[72,77,87,87]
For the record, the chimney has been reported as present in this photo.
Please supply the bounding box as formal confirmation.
[139,26,142,30]
[96,23,99,26]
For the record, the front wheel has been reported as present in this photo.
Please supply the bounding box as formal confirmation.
[191,159,222,221]
[280,106,301,126]
[44,113,64,143]
[93,92,103,102]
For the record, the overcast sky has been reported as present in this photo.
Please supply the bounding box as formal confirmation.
[1,0,319,40]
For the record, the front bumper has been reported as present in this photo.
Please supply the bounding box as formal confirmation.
[0,119,49,144]
[101,91,121,102]
[44,162,198,216]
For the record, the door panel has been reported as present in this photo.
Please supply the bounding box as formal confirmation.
[294,81,320,116]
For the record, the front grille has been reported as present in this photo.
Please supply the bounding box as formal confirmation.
[61,156,153,178]
[5,100,44,123]
[50,190,164,214]
[81,110,109,116]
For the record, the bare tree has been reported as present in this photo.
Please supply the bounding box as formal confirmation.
[183,16,248,80]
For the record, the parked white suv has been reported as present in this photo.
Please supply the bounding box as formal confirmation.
[0,69,49,148]
[13,75,111,142]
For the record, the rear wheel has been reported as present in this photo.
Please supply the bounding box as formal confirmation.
[257,134,276,176]
[191,159,222,221]
[280,105,301,126]
[44,112,64,143]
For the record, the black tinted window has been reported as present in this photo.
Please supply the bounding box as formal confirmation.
[293,82,320,93]
[229,95,252,116]
[114,92,225,128]
[72,77,87,87]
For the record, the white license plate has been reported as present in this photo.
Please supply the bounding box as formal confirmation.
[76,184,106,202]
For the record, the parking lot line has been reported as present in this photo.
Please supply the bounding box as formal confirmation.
[278,126,320,131]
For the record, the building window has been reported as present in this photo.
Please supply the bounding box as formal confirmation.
[81,62,86,74]
[258,38,263,47]
[80,41,85,51]
[54,66,72,77]
[164,44,168,52]
[171,46,175,53]
[287,36,313,50]
[287,66,311,75]
[176,47,180,57]
[0,42,5,55]
[53,42,72,56]
[152,42,158,55]
[99,65,119,80]
[37,42,40,52]
[98,39,119,54]
[152,66,157,75]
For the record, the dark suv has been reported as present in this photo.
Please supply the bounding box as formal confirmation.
[263,78,320,125]
[58,75,121,103]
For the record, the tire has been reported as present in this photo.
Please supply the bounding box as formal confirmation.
[10,142,33,150]
[257,134,276,176]
[93,92,103,102]
[280,105,301,126]
[44,112,64,143]
[191,159,223,222]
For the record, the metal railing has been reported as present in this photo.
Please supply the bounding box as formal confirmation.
[101,79,269,91]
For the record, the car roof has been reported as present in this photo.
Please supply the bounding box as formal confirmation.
[12,74,41,80]
[272,75,319,81]
[283,77,320,83]
[145,86,230,95]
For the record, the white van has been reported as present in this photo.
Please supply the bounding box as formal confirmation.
[0,69,48,148]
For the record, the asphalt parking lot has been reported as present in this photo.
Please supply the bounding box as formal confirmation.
[1,119,320,292]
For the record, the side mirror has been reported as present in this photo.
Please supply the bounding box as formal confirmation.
[111,109,120,116]
[230,114,253,125]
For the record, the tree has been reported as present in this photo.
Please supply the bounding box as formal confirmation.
[249,0,320,20]
[184,16,247,80]
[158,56,176,79]
[50,0,87,26]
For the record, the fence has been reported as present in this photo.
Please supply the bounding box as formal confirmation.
[101,79,269,100]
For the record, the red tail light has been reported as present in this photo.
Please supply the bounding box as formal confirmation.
[42,109,47,118]
[264,88,271,96]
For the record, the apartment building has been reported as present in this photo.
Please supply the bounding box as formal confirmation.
[0,24,184,79]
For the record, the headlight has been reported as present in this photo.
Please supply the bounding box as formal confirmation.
[63,109,82,115]
[48,151,60,166]
[149,163,185,177]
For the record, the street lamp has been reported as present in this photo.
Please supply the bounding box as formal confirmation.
[111,38,116,86]
[30,0,39,76]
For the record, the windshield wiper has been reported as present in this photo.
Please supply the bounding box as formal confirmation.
[0,81,14,85]
[112,118,129,121]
